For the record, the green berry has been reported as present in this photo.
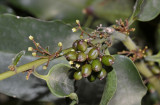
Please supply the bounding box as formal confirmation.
[101,55,115,66]
[88,48,99,60]
[87,74,96,82]
[66,51,77,61]
[91,59,102,72]
[81,64,92,77]
[74,71,82,80]
[98,68,107,80]
[77,52,87,62]
[72,40,78,50]
[77,40,87,52]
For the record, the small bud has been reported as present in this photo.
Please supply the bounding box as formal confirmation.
[43,65,47,70]
[58,42,63,47]
[76,64,80,68]
[69,61,74,65]
[26,76,29,80]
[71,49,75,52]
[28,47,33,51]
[139,49,142,52]
[72,28,77,32]
[84,39,88,42]
[29,35,34,40]
[32,52,36,57]
[76,20,80,24]
[36,43,40,47]
[80,35,83,39]
[145,46,148,49]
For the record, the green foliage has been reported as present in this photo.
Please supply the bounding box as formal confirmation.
[11,50,25,66]
[129,0,160,25]
[100,55,147,105]
[0,0,160,105]
[46,63,75,97]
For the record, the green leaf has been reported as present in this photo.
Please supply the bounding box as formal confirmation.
[7,0,85,22]
[129,0,160,25]
[46,63,75,97]
[129,0,144,25]
[12,50,25,66]
[0,14,80,101]
[0,14,79,54]
[100,55,147,105]
[138,0,160,21]
[100,70,117,105]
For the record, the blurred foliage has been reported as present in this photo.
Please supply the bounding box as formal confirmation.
[0,0,160,105]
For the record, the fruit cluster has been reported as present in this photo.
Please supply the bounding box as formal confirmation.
[65,39,115,82]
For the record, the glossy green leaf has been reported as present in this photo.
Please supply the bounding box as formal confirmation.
[138,0,160,21]
[129,0,144,25]
[7,0,85,22]
[100,55,147,105]
[129,0,160,25]
[0,14,80,101]
[0,14,79,54]
[100,70,117,105]
[46,63,74,97]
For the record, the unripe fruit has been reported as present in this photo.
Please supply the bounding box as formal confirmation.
[77,52,87,62]
[87,75,96,82]
[91,59,102,72]
[102,55,115,66]
[66,51,77,61]
[88,48,99,60]
[74,71,82,80]
[72,40,78,50]
[77,40,87,52]
[98,68,107,80]
[81,64,92,77]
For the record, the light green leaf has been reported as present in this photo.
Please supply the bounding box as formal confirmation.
[100,70,117,105]
[129,0,144,25]
[138,0,160,21]
[46,63,75,97]
[100,55,147,105]
[129,0,160,25]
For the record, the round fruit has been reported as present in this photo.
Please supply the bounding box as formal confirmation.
[74,71,82,80]
[81,64,92,77]
[77,40,88,52]
[87,74,96,82]
[101,55,115,66]
[98,68,107,80]
[72,40,79,50]
[88,48,99,60]
[91,59,102,72]
[66,51,77,61]
[77,52,87,62]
